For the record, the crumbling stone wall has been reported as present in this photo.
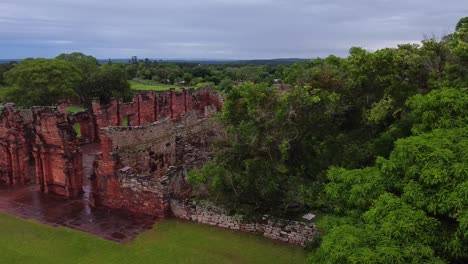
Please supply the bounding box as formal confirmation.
[0,104,32,184]
[1,88,222,209]
[92,119,176,216]
[170,199,317,246]
[31,107,83,197]
[92,105,222,217]
[0,104,83,197]
[91,88,222,132]
[70,110,97,144]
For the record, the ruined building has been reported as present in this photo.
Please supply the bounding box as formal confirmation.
[0,105,83,197]
[0,88,223,216]
[0,88,317,246]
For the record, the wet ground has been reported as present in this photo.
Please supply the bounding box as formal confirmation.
[0,143,157,243]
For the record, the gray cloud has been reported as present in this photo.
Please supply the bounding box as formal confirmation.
[0,0,466,59]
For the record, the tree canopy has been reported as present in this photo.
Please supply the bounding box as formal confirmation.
[3,58,81,107]
[55,52,131,104]
[187,17,468,263]
[79,64,132,105]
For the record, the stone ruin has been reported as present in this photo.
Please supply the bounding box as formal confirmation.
[0,87,317,245]
[0,88,222,214]
[0,104,82,197]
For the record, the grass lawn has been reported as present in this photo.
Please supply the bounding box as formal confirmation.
[130,80,179,91]
[0,213,306,264]
[73,123,81,137]
[66,105,86,113]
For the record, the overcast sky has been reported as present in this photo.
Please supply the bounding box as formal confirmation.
[0,0,466,59]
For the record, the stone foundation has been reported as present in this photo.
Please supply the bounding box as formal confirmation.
[170,199,317,246]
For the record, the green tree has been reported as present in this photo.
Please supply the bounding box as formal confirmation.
[0,61,17,86]
[4,58,81,106]
[444,17,468,88]
[311,88,468,263]
[79,64,132,105]
[189,83,342,217]
[406,88,468,134]
[219,78,234,91]
[183,72,193,84]
[55,52,98,77]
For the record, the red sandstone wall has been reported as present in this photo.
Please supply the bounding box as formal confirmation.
[1,88,222,209]
[92,119,177,216]
[0,105,31,184]
[91,88,222,131]
[0,105,83,198]
[92,112,222,217]
[32,107,83,198]
[171,90,186,121]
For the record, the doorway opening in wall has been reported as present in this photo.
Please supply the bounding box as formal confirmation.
[28,153,37,185]
[122,115,129,126]
[73,123,82,138]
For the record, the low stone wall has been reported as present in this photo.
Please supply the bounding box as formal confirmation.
[170,199,317,246]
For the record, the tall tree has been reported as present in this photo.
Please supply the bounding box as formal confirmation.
[79,64,132,105]
[55,52,98,77]
[310,88,468,263]
[0,61,17,86]
[4,58,81,107]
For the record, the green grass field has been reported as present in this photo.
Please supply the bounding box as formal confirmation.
[0,213,306,264]
[66,105,86,113]
[130,80,178,91]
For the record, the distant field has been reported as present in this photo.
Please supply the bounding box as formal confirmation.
[130,80,178,91]
[0,213,306,264]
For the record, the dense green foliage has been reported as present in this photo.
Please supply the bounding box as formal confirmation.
[56,52,99,77]
[314,118,467,263]
[3,58,82,107]
[188,17,468,263]
[56,52,132,105]
[0,53,132,106]
[308,19,468,263]
[0,61,17,86]
[124,57,282,89]
[0,214,305,264]
[189,83,342,216]
[78,64,132,105]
